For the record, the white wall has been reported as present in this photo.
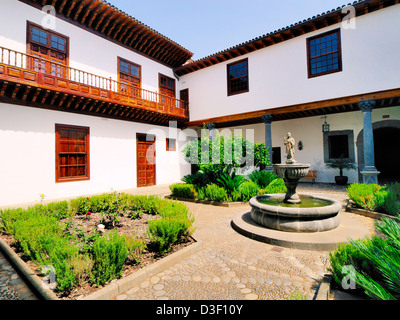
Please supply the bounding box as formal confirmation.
[219,106,400,184]
[0,103,190,206]
[180,5,400,121]
[0,0,177,94]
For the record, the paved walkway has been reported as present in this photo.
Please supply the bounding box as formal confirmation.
[0,251,37,300]
[0,182,376,300]
[112,183,372,300]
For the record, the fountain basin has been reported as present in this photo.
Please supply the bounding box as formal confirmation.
[250,194,341,233]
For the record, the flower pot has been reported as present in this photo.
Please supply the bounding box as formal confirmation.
[335,176,348,185]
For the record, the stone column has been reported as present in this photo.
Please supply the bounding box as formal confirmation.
[206,122,217,142]
[262,115,274,171]
[358,100,380,184]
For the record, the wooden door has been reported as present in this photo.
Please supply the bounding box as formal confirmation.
[137,134,156,187]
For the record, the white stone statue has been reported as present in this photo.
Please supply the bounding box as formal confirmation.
[284,132,296,163]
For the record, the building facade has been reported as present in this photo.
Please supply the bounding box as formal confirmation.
[0,0,399,206]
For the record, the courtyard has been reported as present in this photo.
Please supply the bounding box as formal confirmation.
[0,183,379,301]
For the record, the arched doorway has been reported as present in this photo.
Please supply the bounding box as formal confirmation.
[374,127,400,184]
[357,120,400,185]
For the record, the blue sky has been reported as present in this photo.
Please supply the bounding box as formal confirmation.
[109,0,350,60]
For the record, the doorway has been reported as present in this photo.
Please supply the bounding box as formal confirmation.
[374,127,400,184]
[137,134,156,187]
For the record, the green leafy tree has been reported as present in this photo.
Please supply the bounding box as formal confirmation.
[183,128,270,183]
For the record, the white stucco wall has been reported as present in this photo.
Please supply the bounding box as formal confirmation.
[0,103,190,206]
[221,106,400,184]
[0,0,178,94]
[180,4,400,122]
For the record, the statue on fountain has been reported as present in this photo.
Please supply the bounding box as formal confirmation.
[284,132,296,164]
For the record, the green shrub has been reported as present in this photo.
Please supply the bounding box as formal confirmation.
[125,235,146,264]
[181,170,211,188]
[148,216,193,254]
[169,183,198,199]
[216,172,246,195]
[90,230,129,286]
[248,170,278,189]
[347,183,400,216]
[0,193,196,293]
[202,184,229,202]
[382,183,400,216]
[329,214,400,300]
[261,178,287,194]
[239,180,259,202]
[31,201,71,220]
[347,183,383,211]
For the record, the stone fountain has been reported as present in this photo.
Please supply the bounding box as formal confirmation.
[230,132,370,250]
[250,132,341,233]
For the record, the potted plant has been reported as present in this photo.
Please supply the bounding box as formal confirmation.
[326,156,357,185]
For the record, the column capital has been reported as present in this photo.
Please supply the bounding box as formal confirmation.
[358,99,376,112]
[206,122,216,130]
[262,114,273,124]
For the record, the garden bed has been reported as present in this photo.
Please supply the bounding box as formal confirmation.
[0,193,195,300]
[165,195,248,207]
[345,199,400,221]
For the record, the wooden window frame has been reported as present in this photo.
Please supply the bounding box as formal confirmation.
[307,28,342,79]
[27,21,69,62]
[159,73,176,98]
[117,57,142,89]
[166,138,177,151]
[55,124,90,183]
[227,58,249,96]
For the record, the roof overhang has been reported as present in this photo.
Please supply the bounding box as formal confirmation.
[184,88,400,128]
[175,0,399,76]
[19,0,193,68]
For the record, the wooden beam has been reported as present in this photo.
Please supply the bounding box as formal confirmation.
[58,0,68,14]
[0,81,8,97]
[81,2,100,25]
[31,87,42,103]
[66,0,77,18]
[58,93,68,107]
[11,84,21,99]
[74,96,85,109]
[22,86,31,102]
[81,98,92,111]
[88,99,98,112]
[50,91,60,105]
[107,16,125,37]
[73,3,84,20]
[100,13,119,33]
[185,88,400,127]
[41,90,50,104]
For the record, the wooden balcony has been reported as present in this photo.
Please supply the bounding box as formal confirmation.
[0,46,189,126]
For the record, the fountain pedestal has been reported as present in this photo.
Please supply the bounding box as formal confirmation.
[273,163,310,204]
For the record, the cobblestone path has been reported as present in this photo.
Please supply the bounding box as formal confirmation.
[0,251,37,300]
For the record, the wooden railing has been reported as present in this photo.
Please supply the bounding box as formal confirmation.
[0,46,188,117]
